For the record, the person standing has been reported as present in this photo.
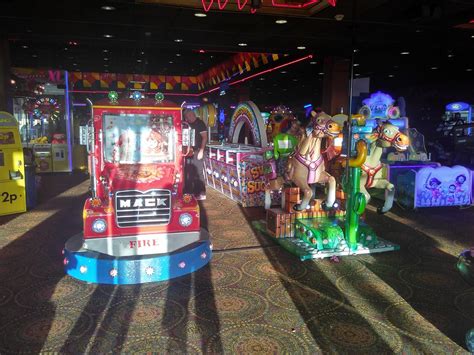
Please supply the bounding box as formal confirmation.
[183,109,208,200]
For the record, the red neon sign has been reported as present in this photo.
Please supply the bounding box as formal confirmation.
[201,0,214,12]
[271,0,320,8]
[237,0,249,10]
[217,0,229,10]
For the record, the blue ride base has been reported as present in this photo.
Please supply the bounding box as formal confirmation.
[63,230,212,285]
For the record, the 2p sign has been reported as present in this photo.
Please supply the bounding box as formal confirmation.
[1,191,18,204]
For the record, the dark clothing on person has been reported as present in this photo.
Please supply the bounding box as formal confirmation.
[185,117,207,197]
[188,118,207,150]
[185,155,206,196]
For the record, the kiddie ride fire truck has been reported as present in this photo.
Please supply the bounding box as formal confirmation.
[63,92,211,284]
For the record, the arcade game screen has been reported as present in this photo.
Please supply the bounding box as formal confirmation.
[103,114,175,164]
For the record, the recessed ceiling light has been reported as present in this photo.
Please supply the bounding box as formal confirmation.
[238,43,247,47]
[141,51,145,55]
[297,46,306,50]
[431,66,438,70]
[73,63,77,66]
[400,51,410,55]
[355,73,360,77]
[280,70,287,74]
[103,49,109,53]
[353,49,359,53]
[32,54,38,57]
[104,58,109,61]
[275,19,287,24]
[11,79,16,84]
[388,74,395,77]
[103,34,114,38]
[471,35,474,38]
[353,63,360,67]
[448,54,454,58]
[21,45,28,49]
[416,29,422,33]
[176,53,181,57]
[310,61,317,64]
[174,38,183,42]
[466,68,472,72]
[259,77,265,80]
[292,78,298,81]
[137,59,142,62]
[169,61,174,64]
[195,12,207,17]
[318,72,324,75]
[101,5,116,11]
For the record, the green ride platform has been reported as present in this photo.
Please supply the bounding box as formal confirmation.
[252,217,399,261]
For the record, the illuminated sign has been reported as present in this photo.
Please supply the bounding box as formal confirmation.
[362,91,395,119]
[446,102,469,112]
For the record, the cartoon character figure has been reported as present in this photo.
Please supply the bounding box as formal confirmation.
[144,129,167,156]
[425,177,442,205]
[455,174,466,193]
[447,184,456,205]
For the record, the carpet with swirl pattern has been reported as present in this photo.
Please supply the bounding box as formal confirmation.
[0,174,473,353]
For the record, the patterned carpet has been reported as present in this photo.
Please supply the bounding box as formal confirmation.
[0,174,473,353]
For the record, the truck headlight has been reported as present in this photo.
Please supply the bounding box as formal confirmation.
[179,213,193,227]
[92,219,107,233]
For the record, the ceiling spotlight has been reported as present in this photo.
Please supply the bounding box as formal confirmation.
[292,78,298,81]
[275,19,287,24]
[310,61,317,64]
[238,43,247,47]
[137,59,142,62]
[176,53,181,57]
[297,46,306,50]
[388,74,395,77]
[104,57,109,60]
[21,45,28,49]
[103,34,114,38]
[101,5,116,11]
[355,73,360,77]
[32,54,38,58]
[318,72,324,75]
[353,49,359,53]
[431,66,438,70]
[10,79,16,85]
[448,54,454,58]
[73,63,77,66]
[471,35,474,38]
[103,49,109,53]
[353,63,360,67]
[174,38,183,42]
[280,70,287,74]
[466,68,472,72]
[195,12,207,17]
[141,51,145,55]
[400,51,410,55]
[169,61,174,64]
[259,77,265,80]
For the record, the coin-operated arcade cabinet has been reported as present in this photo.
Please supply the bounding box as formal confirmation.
[0,112,26,216]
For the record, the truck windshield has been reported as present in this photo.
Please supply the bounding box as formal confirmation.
[103,114,175,164]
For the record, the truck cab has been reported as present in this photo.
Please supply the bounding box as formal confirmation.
[82,97,200,257]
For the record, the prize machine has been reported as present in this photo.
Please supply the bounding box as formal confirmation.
[203,101,272,207]
[14,82,73,173]
[0,112,26,216]
[357,92,472,209]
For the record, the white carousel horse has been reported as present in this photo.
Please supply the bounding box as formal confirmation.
[360,121,409,213]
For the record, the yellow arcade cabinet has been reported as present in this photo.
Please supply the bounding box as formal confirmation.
[0,111,26,216]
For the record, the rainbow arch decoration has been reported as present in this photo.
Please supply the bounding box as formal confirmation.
[228,101,268,147]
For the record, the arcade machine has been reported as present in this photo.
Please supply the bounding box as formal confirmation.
[63,92,211,284]
[0,112,26,216]
[356,93,473,209]
[203,101,272,207]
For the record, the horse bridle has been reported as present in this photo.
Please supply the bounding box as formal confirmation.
[312,119,338,137]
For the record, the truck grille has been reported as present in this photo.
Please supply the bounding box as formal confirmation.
[115,189,171,227]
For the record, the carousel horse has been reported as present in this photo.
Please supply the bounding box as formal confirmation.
[360,121,409,213]
[286,112,341,211]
